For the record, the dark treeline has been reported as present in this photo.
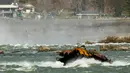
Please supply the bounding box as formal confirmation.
[18,0,130,17]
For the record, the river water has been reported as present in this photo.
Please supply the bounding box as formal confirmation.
[0,18,130,73]
[0,44,130,73]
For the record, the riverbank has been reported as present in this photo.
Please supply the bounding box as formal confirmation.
[84,36,130,51]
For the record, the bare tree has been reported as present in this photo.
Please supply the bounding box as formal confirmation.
[72,0,84,14]
[104,0,124,16]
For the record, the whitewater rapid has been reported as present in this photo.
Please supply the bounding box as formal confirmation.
[0,58,129,72]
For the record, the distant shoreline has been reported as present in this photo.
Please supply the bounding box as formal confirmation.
[1,16,130,20]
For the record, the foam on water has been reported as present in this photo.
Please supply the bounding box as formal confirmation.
[1,43,130,51]
[0,61,36,72]
[0,59,100,70]
[66,58,101,67]
[102,60,130,66]
[0,66,36,72]
[0,58,130,71]
[2,43,130,47]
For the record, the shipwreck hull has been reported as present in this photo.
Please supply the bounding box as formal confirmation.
[56,47,112,66]
[57,53,112,66]
[57,55,84,66]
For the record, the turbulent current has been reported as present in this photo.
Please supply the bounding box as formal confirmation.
[0,18,130,73]
[0,44,130,73]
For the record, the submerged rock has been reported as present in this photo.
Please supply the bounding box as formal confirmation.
[38,46,56,52]
[118,46,129,51]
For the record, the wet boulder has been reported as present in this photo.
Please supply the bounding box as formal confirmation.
[38,46,51,52]
[118,46,129,51]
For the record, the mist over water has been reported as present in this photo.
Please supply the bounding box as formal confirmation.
[0,17,130,73]
[0,18,130,45]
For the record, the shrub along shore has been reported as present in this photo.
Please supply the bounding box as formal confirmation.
[85,36,130,51]
[99,36,130,43]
